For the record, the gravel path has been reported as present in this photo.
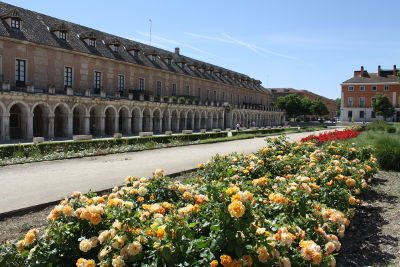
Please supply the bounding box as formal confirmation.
[0,129,337,214]
[337,171,400,266]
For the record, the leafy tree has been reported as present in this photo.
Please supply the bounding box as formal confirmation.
[276,94,305,118]
[310,99,329,117]
[335,98,341,116]
[373,94,395,120]
[301,97,313,116]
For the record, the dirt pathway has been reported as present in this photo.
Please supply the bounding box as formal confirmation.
[337,171,400,266]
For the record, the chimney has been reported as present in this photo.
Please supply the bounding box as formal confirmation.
[175,47,180,55]
[360,66,364,77]
[393,65,397,75]
[378,65,381,76]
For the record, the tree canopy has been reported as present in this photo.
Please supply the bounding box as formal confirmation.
[372,94,395,120]
[277,94,329,119]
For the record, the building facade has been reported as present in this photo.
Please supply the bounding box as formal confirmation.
[0,2,284,142]
[270,88,337,119]
[340,65,400,122]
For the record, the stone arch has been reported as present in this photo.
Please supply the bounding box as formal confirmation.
[104,106,117,136]
[186,110,194,130]
[0,101,5,141]
[142,107,152,132]
[118,106,130,135]
[152,108,162,134]
[32,103,51,138]
[212,112,219,129]
[131,107,142,134]
[171,109,179,133]
[8,101,30,140]
[194,110,201,131]
[89,105,103,136]
[53,103,70,138]
[206,111,213,130]
[200,111,207,130]
[162,109,170,132]
[72,104,87,135]
[179,110,187,132]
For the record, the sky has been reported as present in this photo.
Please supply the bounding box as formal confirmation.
[4,0,400,99]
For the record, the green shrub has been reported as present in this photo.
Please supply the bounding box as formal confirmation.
[367,120,388,131]
[374,135,400,171]
[386,126,396,133]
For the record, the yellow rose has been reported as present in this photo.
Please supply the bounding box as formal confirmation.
[228,200,245,218]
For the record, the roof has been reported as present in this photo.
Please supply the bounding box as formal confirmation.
[0,2,268,93]
[342,72,400,84]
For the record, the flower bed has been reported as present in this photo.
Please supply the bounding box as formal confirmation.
[300,129,360,144]
[0,137,378,266]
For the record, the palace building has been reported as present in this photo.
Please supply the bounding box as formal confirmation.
[0,2,284,142]
[340,65,400,122]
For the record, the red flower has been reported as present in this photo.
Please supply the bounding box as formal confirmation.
[301,129,360,144]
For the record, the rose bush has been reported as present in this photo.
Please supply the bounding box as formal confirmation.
[300,129,360,144]
[0,137,378,266]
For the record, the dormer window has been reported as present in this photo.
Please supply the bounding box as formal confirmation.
[11,18,20,29]
[106,38,121,53]
[88,39,96,47]
[151,55,156,62]
[59,31,67,40]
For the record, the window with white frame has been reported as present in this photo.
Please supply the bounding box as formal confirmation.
[59,31,67,41]
[348,86,354,91]
[156,81,162,96]
[197,88,201,98]
[360,86,365,91]
[372,86,377,91]
[347,97,353,107]
[118,75,125,91]
[64,66,73,88]
[139,78,145,90]
[15,59,26,86]
[213,90,217,101]
[11,19,20,29]
[88,39,96,47]
[359,97,365,107]
[384,85,389,91]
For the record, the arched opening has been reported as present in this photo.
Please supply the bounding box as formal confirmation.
[194,111,200,131]
[162,110,169,132]
[105,107,117,136]
[9,103,28,140]
[153,109,162,134]
[142,108,152,132]
[131,108,142,134]
[218,112,224,129]
[200,111,207,130]
[213,112,218,129]
[73,105,86,135]
[186,110,193,130]
[171,110,179,133]
[232,113,237,129]
[207,112,213,130]
[179,110,186,132]
[33,104,50,138]
[54,104,69,138]
[89,106,102,136]
[118,107,130,135]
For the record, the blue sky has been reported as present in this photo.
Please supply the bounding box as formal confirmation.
[5,0,400,99]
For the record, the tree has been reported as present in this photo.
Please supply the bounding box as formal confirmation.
[276,94,305,119]
[310,99,329,117]
[335,98,341,117]
[373,94,395,120]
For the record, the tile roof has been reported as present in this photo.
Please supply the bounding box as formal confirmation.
[0,1,269,93]
[342,73,400,84]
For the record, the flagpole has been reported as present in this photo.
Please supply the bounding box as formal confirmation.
[149,19,152,46]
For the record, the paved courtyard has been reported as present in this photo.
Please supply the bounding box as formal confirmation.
[0,129,338,214]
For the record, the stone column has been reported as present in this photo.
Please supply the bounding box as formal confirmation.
[67,112,73,137]
[191,116,195,130]
[114,115,119,134]
[159,116,163,133]
[167,116,172,131]
[48,114,55,139]
[148,116,153,132]
[83,115,90,135]
[26,113,33,140]
[1,113,10,142]
[176,116,180,133]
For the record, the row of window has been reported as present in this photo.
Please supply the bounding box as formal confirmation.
[347,110,376,119]
[348,85,390,92]
[347,96,373,107]
[14,59,262,104]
